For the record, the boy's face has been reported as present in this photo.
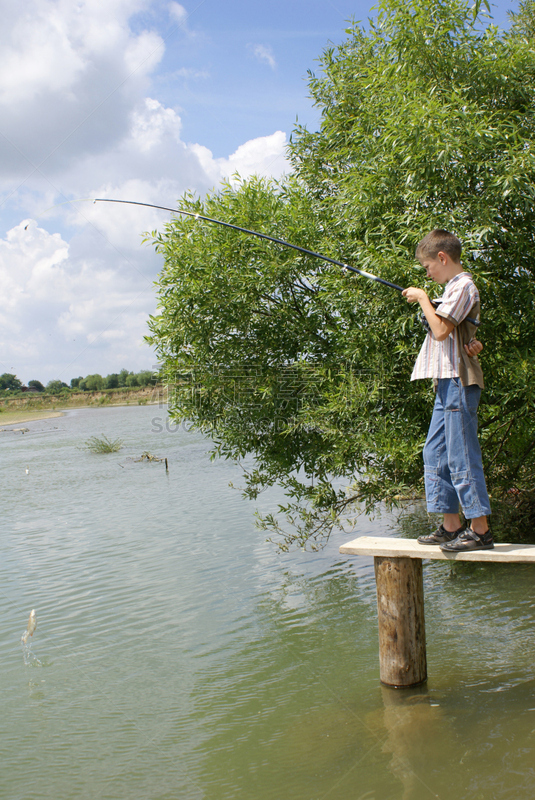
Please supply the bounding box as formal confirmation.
[418,252,449,284]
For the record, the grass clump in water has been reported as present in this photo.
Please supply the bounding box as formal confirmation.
[85,435,124,453]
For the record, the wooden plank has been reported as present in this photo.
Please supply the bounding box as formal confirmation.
[339,536,535,563]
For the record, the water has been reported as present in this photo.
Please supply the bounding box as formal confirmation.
[1,405,534,800]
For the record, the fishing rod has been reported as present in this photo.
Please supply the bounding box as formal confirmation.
[93,198,404,291]
[92,198,480,328]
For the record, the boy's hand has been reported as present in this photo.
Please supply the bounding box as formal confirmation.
[464,339,483,357]
[402,287,428,304]
[402,286,454,341]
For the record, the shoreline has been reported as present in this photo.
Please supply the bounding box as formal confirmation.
[0,386,166,426]
[0,396,165,427]
[0,409,66,427]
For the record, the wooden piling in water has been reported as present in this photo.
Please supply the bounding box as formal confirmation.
[339,536,535,688]
[374,556,427,687]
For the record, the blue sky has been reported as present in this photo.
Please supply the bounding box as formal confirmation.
[0,0,519,385]
[151,0,374,157]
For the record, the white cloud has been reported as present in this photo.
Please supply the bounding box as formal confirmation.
[0,1,289,200]
[0,3,86,104]
[0,0,163,176]
[170,67,210,80]
[191,130,288,186]
[124,30,164,76]
[0,1,291,384]
[69,178,184,252]
[0,219,157,382]
[248,44,276,70]
[168,2,188,23]
[130,97,183,152]
[59,101,289,250]
[221,131,288,178]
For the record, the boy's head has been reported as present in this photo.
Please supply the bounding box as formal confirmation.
[416,229,463,283]
[416,229,462,264]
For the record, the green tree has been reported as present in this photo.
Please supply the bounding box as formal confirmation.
[105,373,120,389]
[28,380,45,392]
[148,0,535,548]
[46,379,69,394]
[0,373,23,391]
[136,370,154,387]
[509,0,535,38]
[70,377,83,389]
[80,374,104,391]
[118,369,130,387]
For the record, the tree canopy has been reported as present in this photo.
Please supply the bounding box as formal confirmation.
[148,0,535,549]
[45,379,69,394]
[0,373,23,391]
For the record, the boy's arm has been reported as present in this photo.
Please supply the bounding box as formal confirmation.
[402,287,454,341]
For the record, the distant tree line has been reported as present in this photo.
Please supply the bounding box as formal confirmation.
[0,369,156,395]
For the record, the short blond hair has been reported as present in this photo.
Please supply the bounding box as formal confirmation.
[416,229,462,262]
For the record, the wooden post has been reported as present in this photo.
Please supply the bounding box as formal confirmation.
[374,556,427,688]
[340,536,535,687]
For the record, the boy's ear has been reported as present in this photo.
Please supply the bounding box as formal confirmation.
[437,250,448,265]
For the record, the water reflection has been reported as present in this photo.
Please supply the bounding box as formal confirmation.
[376,686,447,800]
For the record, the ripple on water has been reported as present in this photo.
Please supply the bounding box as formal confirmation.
[1,406,535,800]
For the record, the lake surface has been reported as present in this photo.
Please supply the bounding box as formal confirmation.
[1,404,534,800]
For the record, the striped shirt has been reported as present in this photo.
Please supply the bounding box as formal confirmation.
[410,272,483,386]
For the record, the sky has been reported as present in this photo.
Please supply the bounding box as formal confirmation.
[0,0,519,386]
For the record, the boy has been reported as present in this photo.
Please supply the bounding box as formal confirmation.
[402,229,493,551]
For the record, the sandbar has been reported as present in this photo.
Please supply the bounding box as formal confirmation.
[0,410,65,427]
